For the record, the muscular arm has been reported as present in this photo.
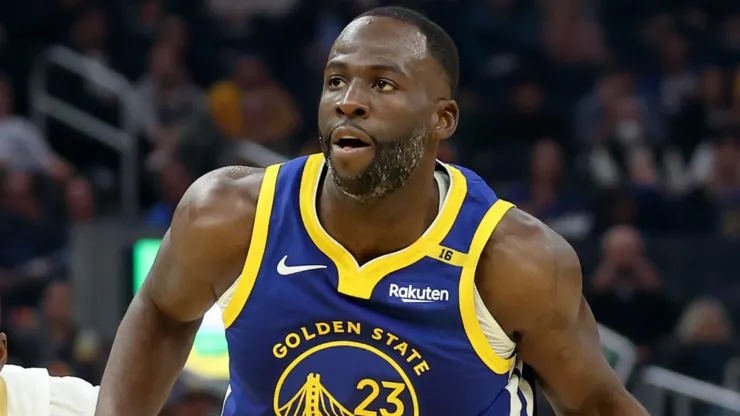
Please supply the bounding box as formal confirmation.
[477,209,648,415]
[95,167,263,416]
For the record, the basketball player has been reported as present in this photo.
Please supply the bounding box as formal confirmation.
[0,323,99,415]
[96,7,648,415]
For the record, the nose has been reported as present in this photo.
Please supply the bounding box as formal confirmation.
[335,84,370,119]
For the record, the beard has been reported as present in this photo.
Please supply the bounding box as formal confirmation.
[320,121,428,204]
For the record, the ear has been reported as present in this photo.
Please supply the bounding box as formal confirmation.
[433,99,459,141]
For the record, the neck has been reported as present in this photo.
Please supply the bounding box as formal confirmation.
[318,155,440,265]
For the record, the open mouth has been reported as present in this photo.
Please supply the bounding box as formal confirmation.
[334,137,371,149]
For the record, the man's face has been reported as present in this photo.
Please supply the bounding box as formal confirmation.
[318,16,449,202]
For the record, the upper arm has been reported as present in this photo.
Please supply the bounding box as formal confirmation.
[140,167,263,323]
[477,209,644,414]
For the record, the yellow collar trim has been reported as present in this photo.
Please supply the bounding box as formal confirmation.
[299,154,467,299]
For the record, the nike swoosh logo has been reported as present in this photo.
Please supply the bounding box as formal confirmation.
[276,255,327,275]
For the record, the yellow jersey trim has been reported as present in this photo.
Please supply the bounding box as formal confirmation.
[459,199,516,375]
[0,375,6,416]
[299,154,467,299]
[223,164,281,328]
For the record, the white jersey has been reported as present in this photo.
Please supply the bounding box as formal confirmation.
[0,365,99,416]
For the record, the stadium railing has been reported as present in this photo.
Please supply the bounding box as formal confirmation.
[598,323,638,383]
[598,323,740,415]
[232,140,288,167]
[725,358,740,392]
[636,366,740,415]
[29,45,140,220]
[29,45,292,219]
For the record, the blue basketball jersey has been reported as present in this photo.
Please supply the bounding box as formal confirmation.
[220,154,536,415]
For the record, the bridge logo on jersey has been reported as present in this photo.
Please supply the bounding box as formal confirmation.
[387,283,450,305]
[272,321,427,416]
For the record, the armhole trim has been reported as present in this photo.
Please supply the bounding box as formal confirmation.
[222,164,282,328]
[459,199,516,374]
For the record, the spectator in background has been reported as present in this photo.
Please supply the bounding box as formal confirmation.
[582,74,665,190]
[469,76,564,183]
[495,77,565,147]
[588,225,676,356]
[676,67,735,157]
[47,7,121,173]
[157,16,188,59]
[723,16,740,74]
[655,297,738,384]
[145,157,191,228]
[153,15,213,87]
[704,135,740,236]
[8,281,102,381]
[64,177,96,224]
[0,75,72,183]
[591,150,674,234]
[135,42,204,170]
[458,0,541,84]
[0,171,67,307]
[206,0,299,36]
[505,139,590,239]
[642,31,698,117]
[578,68,672,233]
[575,67,634,146]
[208,54,300,151]
[306,0,363,66]
[135,0,165,34]
[665,66,737,195]
[64,8,117,116]
[554,21,608,66]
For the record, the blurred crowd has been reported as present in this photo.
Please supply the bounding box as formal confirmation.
[1,0,740,413]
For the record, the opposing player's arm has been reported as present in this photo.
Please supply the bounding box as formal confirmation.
[95,167,263,416]
[477,208,648,415]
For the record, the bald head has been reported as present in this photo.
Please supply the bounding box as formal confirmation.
[336,16,428,58]
[352,7,459,98]
[329,16,447,100]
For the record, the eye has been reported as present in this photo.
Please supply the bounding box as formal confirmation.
[374,79,396,92]
[327,76,346,89]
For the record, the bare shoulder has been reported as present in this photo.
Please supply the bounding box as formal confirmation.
[171,165,266,271]
[172,165,265,239]
[144,166,267,321]
[475,208,645,413]
[475,207,581,339]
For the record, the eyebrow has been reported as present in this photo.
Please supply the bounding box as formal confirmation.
[325,60,407,77]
